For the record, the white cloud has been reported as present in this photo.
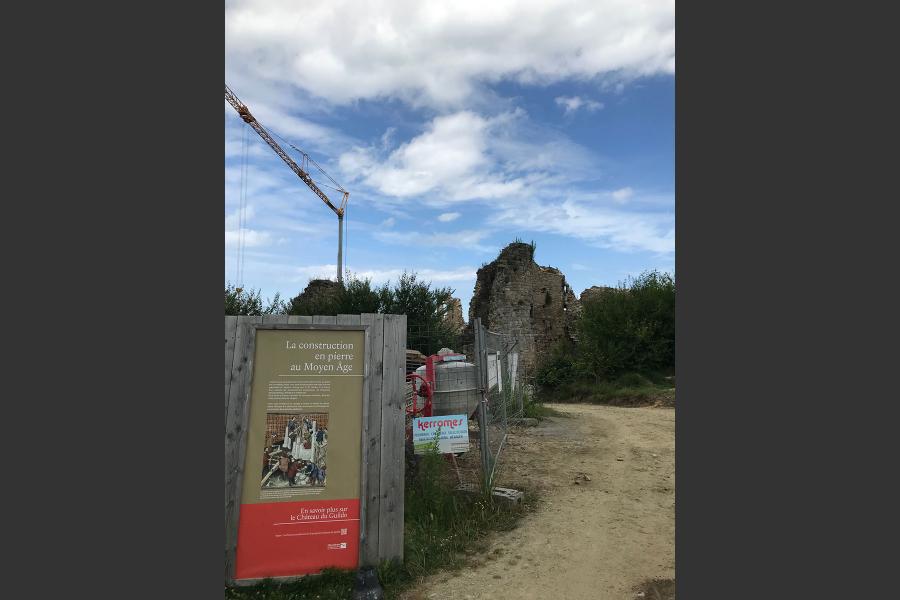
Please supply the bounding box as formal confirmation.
[290,264,476,286]
[356,266,477,285]
[224,99,353,162]
[225,205,299,249]
[226,0,675,108]
[381,127,397,150]
[438,212,461,222]
[339,109,596,205]
[340,111,494,199]
[224,162,292,206]
[374,229,493,252]
[265,220,330,235]
[611,187,634,203]
[555,96,605,114]
[225,205,256,230]
[224,156,339,237]
[224,228,274,248]
[492,197,674,255]
[571,263,590,271]
[382,217,396,227]
[290,264,340,282]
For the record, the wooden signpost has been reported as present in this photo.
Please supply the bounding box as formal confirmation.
[224,314,406,585]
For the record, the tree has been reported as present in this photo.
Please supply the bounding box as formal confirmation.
[338,276,383,314]
[225,283,288,316]
[288,275,382,316]
[284,272,459,355]
[381,272,459,355]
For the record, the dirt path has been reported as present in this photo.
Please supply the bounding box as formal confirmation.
[406,403,675,600]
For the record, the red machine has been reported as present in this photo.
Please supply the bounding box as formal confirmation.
[405,352,468,435]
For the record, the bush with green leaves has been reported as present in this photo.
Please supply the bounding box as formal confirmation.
[224,283,288,316]
[577,270,674,379]
[534,342,585,388]
[381,272,459,355]
[339,275,383,314]
[534,270,674,391]
[287,272,459,356]
[287,275,382,316]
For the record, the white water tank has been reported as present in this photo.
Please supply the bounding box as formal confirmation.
[415,360,480,417]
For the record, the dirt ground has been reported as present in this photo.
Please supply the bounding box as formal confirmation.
[404,403,675,600]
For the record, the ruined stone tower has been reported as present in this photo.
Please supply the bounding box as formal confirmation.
[468,242,580,373]
[579,285,617,305]
[443,297,466,333]
[288,279,343,314]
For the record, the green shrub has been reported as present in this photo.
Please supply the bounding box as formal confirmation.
[616,372,653,387]
[284,272,460,356]
[577,270,674,379]
[534,342,585,389]
[339,275,383,314]
[522,399,567,420]
[224,568,354,599]
[382,272,459,355]
[224,283,288,316]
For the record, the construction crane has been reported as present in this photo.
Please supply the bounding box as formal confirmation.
[225,83,350,284]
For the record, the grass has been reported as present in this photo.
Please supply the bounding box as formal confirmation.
[225,448,535,600]
[385,450,535,597]
[522,400,568,420]
[538,372,675,407]
[635,577,675,600]
[224,569,355,600]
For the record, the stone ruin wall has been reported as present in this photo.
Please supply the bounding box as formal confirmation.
[467,242,580,374]
[443,298,466,334]
[579,285,616,305]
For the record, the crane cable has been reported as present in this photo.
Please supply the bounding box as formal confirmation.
[237,122,249,288]
[271,131,346,194]
[235,124,242,287]
[269,127,349,281]
[242,122,251,287]
[237,124,244,287]
[344,203,348,282]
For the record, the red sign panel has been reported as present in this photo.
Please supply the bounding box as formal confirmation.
[235,498,361,579]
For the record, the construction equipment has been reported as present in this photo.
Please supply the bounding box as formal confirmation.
[406,352,478,421]
[225,84,350,283]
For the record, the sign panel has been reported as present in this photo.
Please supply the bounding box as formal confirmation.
[412,415,470,454]
[487,352,503,391]
[235,328,365,580]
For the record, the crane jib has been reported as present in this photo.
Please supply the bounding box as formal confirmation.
[226,83,348,283]
[242,108,341,216]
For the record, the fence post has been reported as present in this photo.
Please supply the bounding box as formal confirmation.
[474,318,491,490]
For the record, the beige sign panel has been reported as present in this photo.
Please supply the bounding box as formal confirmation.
[234,326,368,580]
[240,328,366,504]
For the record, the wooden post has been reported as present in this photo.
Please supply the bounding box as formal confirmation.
[225,315,263,582]
[378,313,406,561]
[360,313,383,566]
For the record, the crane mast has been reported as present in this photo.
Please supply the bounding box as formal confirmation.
[225,84,349,283]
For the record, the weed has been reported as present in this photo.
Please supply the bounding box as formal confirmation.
[224,569,355,600]
[384,442,531,597]
[522,399,567,420]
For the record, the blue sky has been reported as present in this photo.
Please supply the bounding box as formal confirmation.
[225,0,674,319]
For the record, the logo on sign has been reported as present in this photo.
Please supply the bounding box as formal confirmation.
[412,415,470,454]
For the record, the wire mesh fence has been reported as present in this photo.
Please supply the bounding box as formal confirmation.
[404,318,532,492]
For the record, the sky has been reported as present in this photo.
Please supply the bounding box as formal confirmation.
[225,0,674,320]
